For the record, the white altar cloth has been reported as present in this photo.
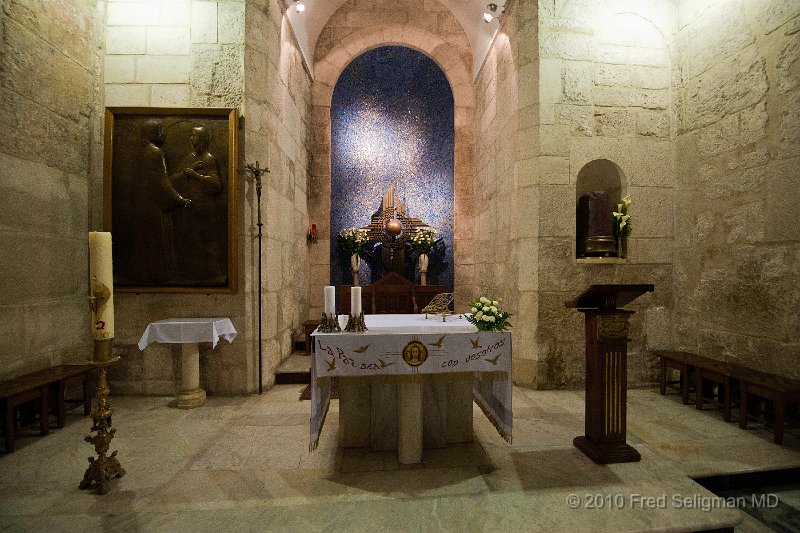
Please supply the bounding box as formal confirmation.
[310,314,512,450]
[137,317,237,350]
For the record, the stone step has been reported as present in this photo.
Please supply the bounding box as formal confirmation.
[275,352,310,384]
[293,336,306,353]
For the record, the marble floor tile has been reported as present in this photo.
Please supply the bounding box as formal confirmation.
[1,385,798,532]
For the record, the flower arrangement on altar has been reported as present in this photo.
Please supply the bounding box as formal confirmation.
[338,227,369,255]
[466,295,512,332]
[409,228,439,254]
[612,195,632,239]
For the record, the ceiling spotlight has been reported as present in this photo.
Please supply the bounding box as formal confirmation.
[292,0,305,13]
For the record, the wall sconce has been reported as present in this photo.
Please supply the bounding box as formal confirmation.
[483,3,505,23]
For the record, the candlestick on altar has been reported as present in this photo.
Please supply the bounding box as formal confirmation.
[319,285,341,333]
[345,286,367,332]
[80,232,125,495]
[351,286,362,316]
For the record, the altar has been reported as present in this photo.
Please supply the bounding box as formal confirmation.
[310,314,512,463]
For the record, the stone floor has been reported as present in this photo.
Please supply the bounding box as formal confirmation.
[0,386,798,532]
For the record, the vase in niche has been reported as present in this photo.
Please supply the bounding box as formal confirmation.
[418,253,429,286]
[616,238,626,259]
[350,253,361,286]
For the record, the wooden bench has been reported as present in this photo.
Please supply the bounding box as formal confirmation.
[656,350,697,404]
[0,365,94,453]
[656,351,800,444]
[735,368,800,445]
[656,350,738,420]
[694,358,738,422]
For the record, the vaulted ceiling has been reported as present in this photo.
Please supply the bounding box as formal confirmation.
[284,0,506,78]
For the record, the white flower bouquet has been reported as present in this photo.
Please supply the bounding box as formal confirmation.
[465,295,512,332]
[338,227,369,255]
[613,195,632,239]
[409,228,439,254]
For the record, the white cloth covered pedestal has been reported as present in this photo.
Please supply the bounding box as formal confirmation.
[137,317,237,350]
[137,317,237,409]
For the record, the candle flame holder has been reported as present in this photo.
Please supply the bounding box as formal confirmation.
[318,312,341,333]
[344,312,368,332]
[78,338,125,495]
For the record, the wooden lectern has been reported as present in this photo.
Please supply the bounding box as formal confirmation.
[566,284,654,464]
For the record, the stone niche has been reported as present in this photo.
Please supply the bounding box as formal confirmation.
[575,159,625,258]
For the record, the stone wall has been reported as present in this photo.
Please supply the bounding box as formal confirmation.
[308,0,477,316]
[474,0,536,385]
[524,0,676,388]
[98,0,311,394]
[244,0,311,387]
[672,0,800,378]
[0,0,100,379]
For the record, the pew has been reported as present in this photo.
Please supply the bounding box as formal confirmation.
[0,365,94,452]
[656,350,800,445]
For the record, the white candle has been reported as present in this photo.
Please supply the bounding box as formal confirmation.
[351,286,362,316]
[88,232,114,340]
[324,285,336,316]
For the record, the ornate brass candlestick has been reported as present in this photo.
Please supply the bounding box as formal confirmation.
[344,312,367,332]
[318,312,341,333]
[79,338,125,495]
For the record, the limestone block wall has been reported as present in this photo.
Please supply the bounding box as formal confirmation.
[97,0,248,395]
[474,0,538,386]
[96,0,309,394]
[308,0,477,316]
[672,0,800,378]
[244,0,311,387]
[527,0,676,388]
[0,1,100,379]
[104,0,245,107]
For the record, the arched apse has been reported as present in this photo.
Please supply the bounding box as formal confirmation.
[330,46,455,291]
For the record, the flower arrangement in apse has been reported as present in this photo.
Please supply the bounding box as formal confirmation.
[409,228,439,254]
[613,195,632,239]
[466,295,512,332]
[338,227,369,255]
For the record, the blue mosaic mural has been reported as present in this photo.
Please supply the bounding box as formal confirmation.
[330,46,455,292]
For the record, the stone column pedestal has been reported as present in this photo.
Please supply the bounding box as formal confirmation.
[177,343,207,409]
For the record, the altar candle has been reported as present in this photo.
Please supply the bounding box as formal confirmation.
[351,286,362,316]
[88,232,114,340]
[324,285,335,316]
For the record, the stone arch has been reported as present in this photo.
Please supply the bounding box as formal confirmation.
[308,2,476,315]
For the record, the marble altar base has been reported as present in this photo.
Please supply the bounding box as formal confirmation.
[338,379,473,455]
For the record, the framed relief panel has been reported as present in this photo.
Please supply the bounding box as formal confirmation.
[103,107,238,292]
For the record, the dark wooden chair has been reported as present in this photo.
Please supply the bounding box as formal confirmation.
[339,272,444,315]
